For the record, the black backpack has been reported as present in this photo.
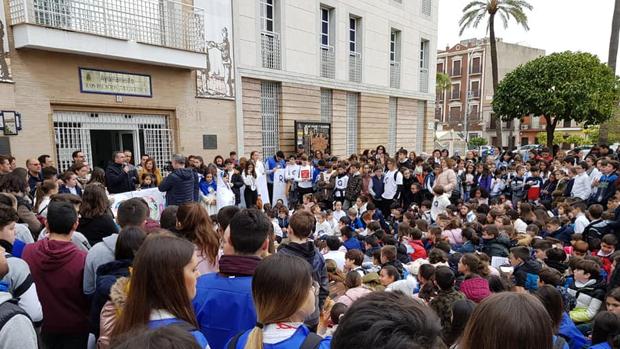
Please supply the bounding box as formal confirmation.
[227,330,323,349]
[0,298,30,332]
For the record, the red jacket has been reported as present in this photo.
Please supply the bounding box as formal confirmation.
[23,239,89,335]
[406,239,427,261]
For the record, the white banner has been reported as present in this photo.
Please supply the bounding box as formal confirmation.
[216,169,235,211]
[257,174,270,205]
[110,188,166,220]
[272,169,288,207]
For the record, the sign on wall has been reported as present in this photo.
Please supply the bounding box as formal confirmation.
[79,68,152,97]
[295,122,332,155]
[195,0,235,99]
[0,2,12,82]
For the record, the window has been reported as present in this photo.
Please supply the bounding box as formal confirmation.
[471,56,481,74]
[521,137,529,145]
[349,17,357,52]
[470,104,479,118]
[321,7,330,46]
[451,83,460,100]
[532,115,540,129]
[416,101,426,153]
[346,93,359,155]
[437,62,444,73]
[321,89,333,123]
[421,0,432,16]
[261,81,281,158]
[563,119,572,128]
[390,29,401,88]
[388,97,397,154]
[420,39,430,92]
[450,106,461,121]
[435,105,443,121]
[452,59,461,76]
[260,0,275,32]
[471,81,480,98]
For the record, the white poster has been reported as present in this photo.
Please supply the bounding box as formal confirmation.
[110,188,166,221]
[0,2,12,82]
[195,0,234,99]
[272,169,288,207]
[257,174,270,205]
[216,169,235,211]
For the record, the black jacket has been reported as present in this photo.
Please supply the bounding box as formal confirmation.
[105,162,136,194]
[77,215,120,246]
[158,168,199,206]
[90,259,132,335]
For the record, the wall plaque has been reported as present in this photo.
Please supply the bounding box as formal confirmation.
[79,68,152,97]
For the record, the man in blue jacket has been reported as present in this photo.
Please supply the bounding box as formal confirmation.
[265,150,286,202]
[193,208,270,349]
[158,154,199,206]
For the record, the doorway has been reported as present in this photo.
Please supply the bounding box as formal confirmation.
[90,130,136,169]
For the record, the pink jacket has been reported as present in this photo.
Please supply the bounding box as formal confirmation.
[435,169,457,195]
[337,287,372,307]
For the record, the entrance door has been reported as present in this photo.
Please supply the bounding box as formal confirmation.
[90,130,138,169]
[119,131,136,165]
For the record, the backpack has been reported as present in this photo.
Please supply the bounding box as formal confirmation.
[227,330,324,349]
[0,298,30,333]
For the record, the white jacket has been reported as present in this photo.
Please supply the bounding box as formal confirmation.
[571,172,592,200]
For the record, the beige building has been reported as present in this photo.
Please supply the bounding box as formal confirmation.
[0,0,438,171]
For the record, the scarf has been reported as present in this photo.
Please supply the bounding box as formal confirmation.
[218,255,261,276]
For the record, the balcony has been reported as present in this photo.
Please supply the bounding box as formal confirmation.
[320,45,335,79]
[349,51,362,83]
[390,61,400,88]
[419,67,429,93]
[8,0,206,69]
[261,31,281,70]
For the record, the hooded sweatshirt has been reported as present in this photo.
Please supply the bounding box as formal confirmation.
[158,167,200,206]
[22,238,89,334]
[84,234,118,295]
[278,242,328,327]
[513,259,542,291]
[0,286,38,349]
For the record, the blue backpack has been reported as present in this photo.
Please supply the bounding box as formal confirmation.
[149,318,208,348]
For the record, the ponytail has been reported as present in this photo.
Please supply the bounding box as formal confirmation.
[243,326,264,349]
[34,180,57,213]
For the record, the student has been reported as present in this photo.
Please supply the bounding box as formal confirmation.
[176,203,220,275]
[198,172,217,216]
[243,161,259,208]
[193,209,270,349]
[332,164,349,205]
[429,266,464,340]
[545,217,573,245]
[583,204,611,249]
[58,170,83,197]
[568,259,606,323]
[341,226,362,252]
[455,228,479,254]
[344,162,362,210]
[589,312,620,349]
[0,249,38,349]
[111,325,205,349]
[344,249,365,276]
[139,173,157,189]
[323,236,346,270]
[33,179,58,218]
[509,246,542,292]
[331,291,443,349]
[430,185,450,223]
[534,285,583,349]
[444,299,476,348]
[524,167,544,202]
[23,201,89,349]
[111,235,208,348]
[277,211,328,331]
[598,234,617,275]
[480,225,510,258]
[315,212,333,237]
[336,271,372,307]
[380,159,403,217]
[379,265,415,295]
[84,198,149,295]
[77,183,119,246]
[380,245,404,279]
[571,201,590,235]
[457,253,491,303]
[295,155,314,200]
[460,293,555,349]
[368,166,385,206]
[226,254,331,349]
[401,225,427,261]
[591,159,619,208]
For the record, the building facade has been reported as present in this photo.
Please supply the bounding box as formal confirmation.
[0,0,438,170]
[435,38,545,148]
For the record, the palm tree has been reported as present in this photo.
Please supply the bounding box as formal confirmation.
[599,0,620,145]
[436,72,451,93]
[459,0,533,150]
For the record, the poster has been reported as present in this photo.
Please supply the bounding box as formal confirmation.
[295,122,331,155]
[0,2,12,82]
[110,188,166,221]
[272,169,288,207]
[216,169,235,211]
[79,68,152,97]
[195,0,235,99]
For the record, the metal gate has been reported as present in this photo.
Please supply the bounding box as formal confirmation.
[53,111,173,172]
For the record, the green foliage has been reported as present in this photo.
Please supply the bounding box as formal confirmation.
[536,132,592,147]
[436,72,451,93]
[468,136,488,148]
[459,0,533,35]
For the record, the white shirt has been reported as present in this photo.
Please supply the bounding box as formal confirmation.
[242,173,257,191]
[590,168,602,185]
[571,172,592,200]
[323,250,346,270]
[382,170,403,200]
[574,213,590,234]
[272,219,283,238]
[430,194,450,221]
[315,220,333,237]
[514,218,528,233]
[296,165,313,189]
[333,209,346,222]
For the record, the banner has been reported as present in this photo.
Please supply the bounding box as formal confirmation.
[257,174,270,205]
[110,188,166,220]
[216,169,235,211]
[272,169,288,207]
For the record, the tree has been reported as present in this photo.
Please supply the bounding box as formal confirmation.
[493,52,620,150]
[468,136,488,149]
[459,0,533,150]
[599,0,620,144]
[436,72,451,93]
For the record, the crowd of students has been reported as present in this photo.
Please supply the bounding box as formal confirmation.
[2,143,620,348]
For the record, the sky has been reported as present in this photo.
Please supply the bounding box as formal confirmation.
[438,0,619,73]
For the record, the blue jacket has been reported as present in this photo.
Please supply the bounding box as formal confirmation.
[226,325,331,349]
[158,168,199,206]
[559,312,588,349]
[546,224,574,245]
[343,237,363,251]
[455,240,476,254]
[193,273,256,349]
[512,259,542,291]
[58,185,83,197]
[266,157,286,183]
[149,318,208,348]
[589,343,612,349]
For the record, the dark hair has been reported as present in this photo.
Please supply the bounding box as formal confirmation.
[603,234,619,246]
[545,248,567,263]
[37,154,51,165]
[289,210,315,238]
[591,311,620,346]
[435,266,455,291]
[0,171,28,194]
[380,265,400,282]
[589,204,604,219]
[381,245,396,262]
[345,249,364,266]
[229,208,270,255]
[445,299,476,346]
[345,271,362,289]
[79,183,110,219]
[115,227,147,260]
[510,246,531,262]
[47,201,78,235]
[539,267,563,287]
[160,206,179,231]
[461,293,553,349]
[326,235,342,251]
[110,325,201,349]
[176,203,219,264]
[72,150,82,159]
[117,198,149,228]
[574,258,600,280]
[87,167,106,185]
[341,226,354,239]
[217,206,241,233]
[0,203,18,229]
[330,303,348,326]
[534,285,564,331]
[42,166,59,180]
[331,292,443,349]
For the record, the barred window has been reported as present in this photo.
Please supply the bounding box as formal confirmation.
[346,92,359,155]
[261,81,281,158]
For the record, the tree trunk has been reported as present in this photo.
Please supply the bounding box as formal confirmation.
[546,116,558,150]
[599,0,620,144]
[489,13,503,149]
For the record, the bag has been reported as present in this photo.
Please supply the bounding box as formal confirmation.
[0,298,30,333]
[228,330,323,349]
